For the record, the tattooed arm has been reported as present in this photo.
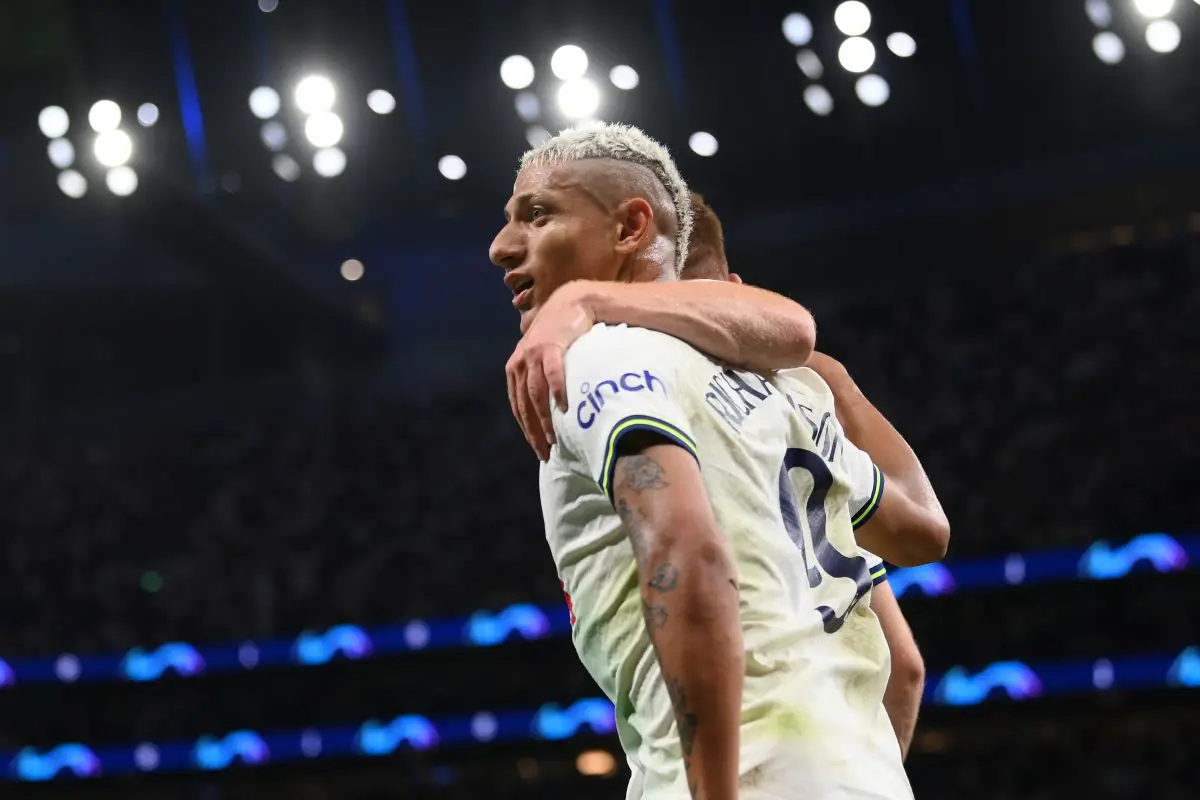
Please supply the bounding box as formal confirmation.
[872,580,925,760]
[612,433,743,800]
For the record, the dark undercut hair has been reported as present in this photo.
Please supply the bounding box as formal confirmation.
[681,192,730,281]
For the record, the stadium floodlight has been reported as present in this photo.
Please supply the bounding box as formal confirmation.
[47,139,75,169]
[804,84,835,116]
[137,103,159,127]
[1145,19,1181,52]
[1084,0,1114,28]
[796,49,824,80]
[304,112,344,148]
[94,129,133,168]
[515,91,541,121]
[249,87,281,119]
[312,147,347,178]
[1093,31,1126,63]
[855,74,890,106]
[1134,0,1174,18]
[526,125,551,147]
[557,79,600,119]
[782,12,813,46]
[106,166,139,197]
[838,37,876,73]
[88,100,122,133]
[500,55,535,89]
[834,1,872,36]
[438,155,467,181]
[258,0,278,11]
[261,121,288,151]
[38,106,70,138]
[688,132,718,157]
[550,45,589,81]
[887,32,917,57]
[294,75,336,115]
[57,169,88,198]
[609,65,639,90]
[367,89,396,114]
[272,153,301,181]
[341,259,365,281]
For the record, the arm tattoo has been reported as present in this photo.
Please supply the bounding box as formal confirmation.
[642,601,669,631]
[663,673,700,792]
[648,562,679,592]
[619,453,670,492]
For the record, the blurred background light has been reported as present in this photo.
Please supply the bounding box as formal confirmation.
[1145,19,1181,52]
[136,103,159,127]
[804,84,835,116]
[887,32,917,57]
[38,106,70,139]
[295,75,336,115]
[515,91,541,122]
[557,79,600,119]
[500,55,535,89]
[550,45,589,81]
[105,166,139,197]
[312,147,347,178]
[797,49,824,80]
[272,153,301,182]
[304,112,344,148]
[526,125,551,148]
[688,131,718,157]
[340,259,365,281]
[609,65,639,90]
[57,169,87,198]
[834,1,873,36]
[261,121,288,151]
[839,37,877,73]
[782,12,813,46]
[249,87,281,119]
[1134,0,1174,18]
[438,155,467,181]
[94,130,133,168]
[258,0,279,11]
[856,74,891,106]
[1093,31,1126,63]
[1085,0,1114,28]
[367,89,395,114]
[47,139,75,169]
[88,100,122,133]
[575,750,617,777]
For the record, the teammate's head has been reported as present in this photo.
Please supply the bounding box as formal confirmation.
[681,192,742,284]
[490,123,693,332]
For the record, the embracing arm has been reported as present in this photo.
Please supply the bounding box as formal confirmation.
[871,580,925,760]
[613,434,743,800]
[578,279,816,372]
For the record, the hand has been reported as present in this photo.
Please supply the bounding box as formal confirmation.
[505,282,597,460]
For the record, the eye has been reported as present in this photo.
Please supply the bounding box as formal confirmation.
[529,205,549,222]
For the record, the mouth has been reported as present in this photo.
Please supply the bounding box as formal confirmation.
[508,276,535,310]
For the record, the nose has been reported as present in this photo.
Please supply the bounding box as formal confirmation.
[489,223,525,270]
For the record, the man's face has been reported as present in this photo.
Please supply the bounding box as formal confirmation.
[490,163,625,333]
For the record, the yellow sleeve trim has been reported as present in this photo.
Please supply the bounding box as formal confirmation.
[851,464,884,530]
[599,415,699,501]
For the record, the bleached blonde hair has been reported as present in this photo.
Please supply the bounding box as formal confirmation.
[519,123,693,277]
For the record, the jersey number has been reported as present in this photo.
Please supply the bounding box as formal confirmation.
[778,448,872,634]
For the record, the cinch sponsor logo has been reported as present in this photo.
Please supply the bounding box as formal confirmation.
[576,371,664,429]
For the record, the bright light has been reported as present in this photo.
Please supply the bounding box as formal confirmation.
[273,153,301,182]
[834,1,872,36]
[1134,0,1174,18]
[551,45,589,80]
[855,74,890,106]
[576,119,605,132]
[249,87,281,119]
[367,89,395,114]
[106,166,139,196]
[609,65,639,90]
[88,100,122,132]
[575,750,617,777]
[295,75,336,115]
[1146,19,1181,52]
[137,103,159,127]
[261,121,288,151]
[838,37,876,73]
[313,147,347,178]
[1093,31,1126,63]
[804,85,835,116]
[1084,0,1113,27]
[796,50,824,79]
[438,155,467,180]
[526,125,551,147]
[47,139,75,169]
[515,91,541,121]
[304,112,344,147]
[782,13,813,46]
[557,79,600,119]
[500,55,535,89]
[341,259,365,281]
[57,170,88,199]
[94,130,133,168]
[258,0,278,11]
[688,132,718,157]
[39,106,70,138]
[887,32,917,57]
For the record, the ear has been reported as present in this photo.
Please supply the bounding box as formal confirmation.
[614,197,655,256]
[729,272,743,284]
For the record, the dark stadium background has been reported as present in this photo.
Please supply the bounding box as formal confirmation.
[1,0,1198,797]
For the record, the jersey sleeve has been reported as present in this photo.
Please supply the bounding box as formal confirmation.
[833,430,885,532]
[552,325,700,502]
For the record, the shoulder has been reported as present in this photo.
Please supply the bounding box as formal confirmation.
[775,366,835,403]
[563,323,699,370]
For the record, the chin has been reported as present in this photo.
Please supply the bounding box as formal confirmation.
[518,307,539,334]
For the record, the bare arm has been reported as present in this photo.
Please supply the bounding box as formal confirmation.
[808,352,950,567]
[581,279,816,372]
[871,580,925,760]
[613,435,743,800]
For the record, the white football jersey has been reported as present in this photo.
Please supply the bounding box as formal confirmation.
[540,324,911,800]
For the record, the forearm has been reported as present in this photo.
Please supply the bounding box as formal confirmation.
[638,536,744,799]
[883,673,923,760]
[579,279,815,371]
